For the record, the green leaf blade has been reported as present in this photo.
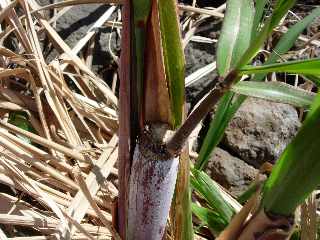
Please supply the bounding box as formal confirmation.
[303,74,320,87]
[270,1,297,30]
[231,81,315,108]
[263,92,320,216]
[192,203,228,235]
[251,0,268,41]
[217,0,254,76]
[240,58,320,76]
[195,92,235,170]
[158,0,185,128]
[191,168,236,222]
[238,0,296,68]
[269,7,320,64]
[254,7,320,82]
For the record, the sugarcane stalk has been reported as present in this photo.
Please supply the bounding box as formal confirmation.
[127,124,179,240]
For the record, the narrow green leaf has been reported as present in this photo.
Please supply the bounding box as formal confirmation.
[158,2,190,238]
[303,74,320,87]
[158,0,185,128]
[191,168,235,222]
[306,90,320,120]
[192,203,228,235]
[290,230,301,240]
[262,92,320,216]
[253,6,320,82]
[251,0,269,41]
[238,0,296,68]
[270,1,297,31]
[195,92,234,170]
[217,0,254,76]
[268,7,320,65]
[231,81,315,108]
[157,2,190,239]
[240,58,320,76]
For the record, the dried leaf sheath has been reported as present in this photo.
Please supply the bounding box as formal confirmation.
[118,0,132,237]
[238,210,294,240]
[127,124,179,240]
[143,0,171,125]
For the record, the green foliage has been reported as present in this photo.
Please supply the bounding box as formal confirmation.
[196,0,254,170]
[266,7,320,64]
[132,0,152,23]
[192,203,228,235]
[132,0,152,132]
[239,58,320,76]
[262,92,320,216]
[271,1,297,30]
[304,74,320,87]
[8,111,35,144]
[236,182,261,204]
[158,0,185,128]
[231,81,315,108]
[195,92,235,170]
[217,0,254,76]
[290,230,301,240]
[194,1,320,233]
[191,168,236,222]
[195,4,320,171]
[238,0,296,67]
[251,0,269,40]
[158,1,191,238]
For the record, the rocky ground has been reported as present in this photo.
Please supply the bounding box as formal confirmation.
[36,0,319,197]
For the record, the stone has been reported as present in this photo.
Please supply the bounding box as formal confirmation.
[36,0,118,83]
[185,42,217,106]
[205,147,264,197]
[223,97,301,168]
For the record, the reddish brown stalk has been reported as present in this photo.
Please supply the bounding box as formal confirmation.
[166,69,239,155]
[118,0,132,238]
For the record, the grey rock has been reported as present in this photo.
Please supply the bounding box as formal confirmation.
[223,97,300,168]
[55,4,107,47]
[185,42,217,106]
[205,147,263,197]
[184,18,222,107]
[36,1,118,81]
